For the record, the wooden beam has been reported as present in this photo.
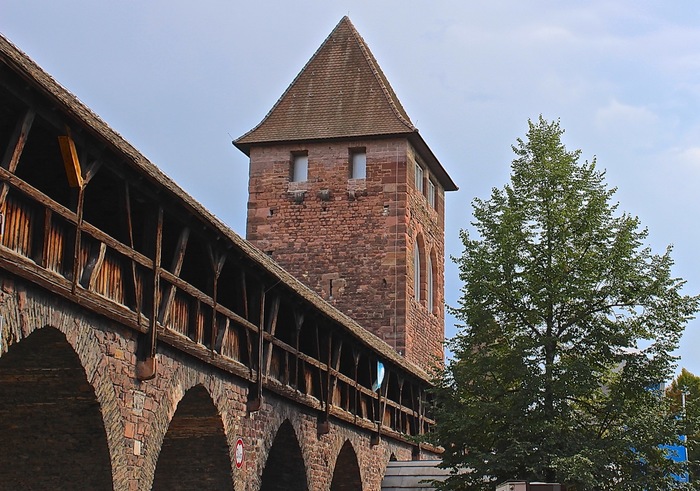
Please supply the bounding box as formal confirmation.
[192,299,202,343]
[213,317,229,353]
[247,286,265,412]
[40,208,52,268]
[240,270,254,372]
[122,181,140,315]
[372,368,391,446]
[352,348,360,421]
[0,108,35,209]
[293,309,304,389]
[262,294,280,380]
[149,206,163,355]
[70,185,85,291]
[82,158,103,185]
[79,241,106,290]
[328,338,343,406]
[57,134,84,188]
[314,322,324,402]
[208,244,226,350]
[1,108,35,171]
[157,225,190,325]
[136,205,162,381]
[319,335,343,436]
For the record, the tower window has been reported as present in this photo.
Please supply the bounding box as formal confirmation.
[414,239,421,303]
[427,179,436,208]
[350,148,366,179]
[291,153,308,182]
[415,163,424,193]
[427,253,434,313]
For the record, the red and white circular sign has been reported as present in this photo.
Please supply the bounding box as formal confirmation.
[235,438,244,469]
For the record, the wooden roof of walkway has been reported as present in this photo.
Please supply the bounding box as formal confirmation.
[0,31,428,382]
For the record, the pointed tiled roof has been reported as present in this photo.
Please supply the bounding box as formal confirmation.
[234,17,458,191]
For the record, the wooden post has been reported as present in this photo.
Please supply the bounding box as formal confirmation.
[208,245,227,350]
[70,185,85,293]
[293,310,304,389]
[247,286,265,412]
[262,294,280,379]
[123,181,141,315]
[319,336,343,436]
[136,206,162,381]
[157,225,190,325]
[0,108,35,210]
[352,348,360,421]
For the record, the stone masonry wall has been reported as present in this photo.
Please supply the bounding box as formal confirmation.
[246,138,410,358]
[0,273,434,490]
[246,138,446,372]
[405,145,446,371]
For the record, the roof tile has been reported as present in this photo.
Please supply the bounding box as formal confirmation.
[235,16,458,191]
[236,16,415,145]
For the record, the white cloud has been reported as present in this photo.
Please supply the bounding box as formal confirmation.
[668,146,700,171]
[594,99,659,146]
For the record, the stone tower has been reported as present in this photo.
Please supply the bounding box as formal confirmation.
[234,17,456,372]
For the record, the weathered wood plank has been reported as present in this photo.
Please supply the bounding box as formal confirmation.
[262,294,280,379]
[1,107,35,172]
[157,225,189,325]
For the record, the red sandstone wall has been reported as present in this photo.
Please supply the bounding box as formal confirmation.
[246,138,410,356]
[246,139,446,372]
[405,145,446,372]
[0,275,437,491]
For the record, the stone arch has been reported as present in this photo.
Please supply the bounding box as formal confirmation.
[0,284,129,488]
[260,419,308,491]
[0,326,113,488]
[139,360,238,490]
[330,440,362,491]
[152,384,233,490]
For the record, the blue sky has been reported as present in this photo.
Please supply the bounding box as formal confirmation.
[2,1,698,379]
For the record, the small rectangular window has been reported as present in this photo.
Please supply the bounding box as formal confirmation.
[428,180,436,208]
[291,153,308,182]
[415,163,424,193]
[350,149,366,179]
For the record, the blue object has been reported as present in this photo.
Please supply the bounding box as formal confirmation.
[372,361,385,392]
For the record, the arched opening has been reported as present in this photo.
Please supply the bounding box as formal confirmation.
[260,420,307,491]
[428,248,438,314]
[152,385,232,490]
[0,327,112,488]
[413,238,421,302]
[413,234,426,304]
[330,440,362,491]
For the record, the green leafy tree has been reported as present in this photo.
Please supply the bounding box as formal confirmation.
[667,368,700,481]
[431,117,698,490]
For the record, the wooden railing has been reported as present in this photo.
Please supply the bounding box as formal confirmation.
[0,168,434,441]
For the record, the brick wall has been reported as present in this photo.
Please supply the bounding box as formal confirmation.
[405,146,446,371]
[0,274,436,490]
[246,137,445,372]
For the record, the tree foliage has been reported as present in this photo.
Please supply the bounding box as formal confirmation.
[431,117,698,490]
[667,368,700,480]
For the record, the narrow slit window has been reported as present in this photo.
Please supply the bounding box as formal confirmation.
[350,149,366,179]
[427,254,434,313]
[414,239,421,302]
[415,163,424,193]
[427,180,436,208]
[291,153,308,182]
